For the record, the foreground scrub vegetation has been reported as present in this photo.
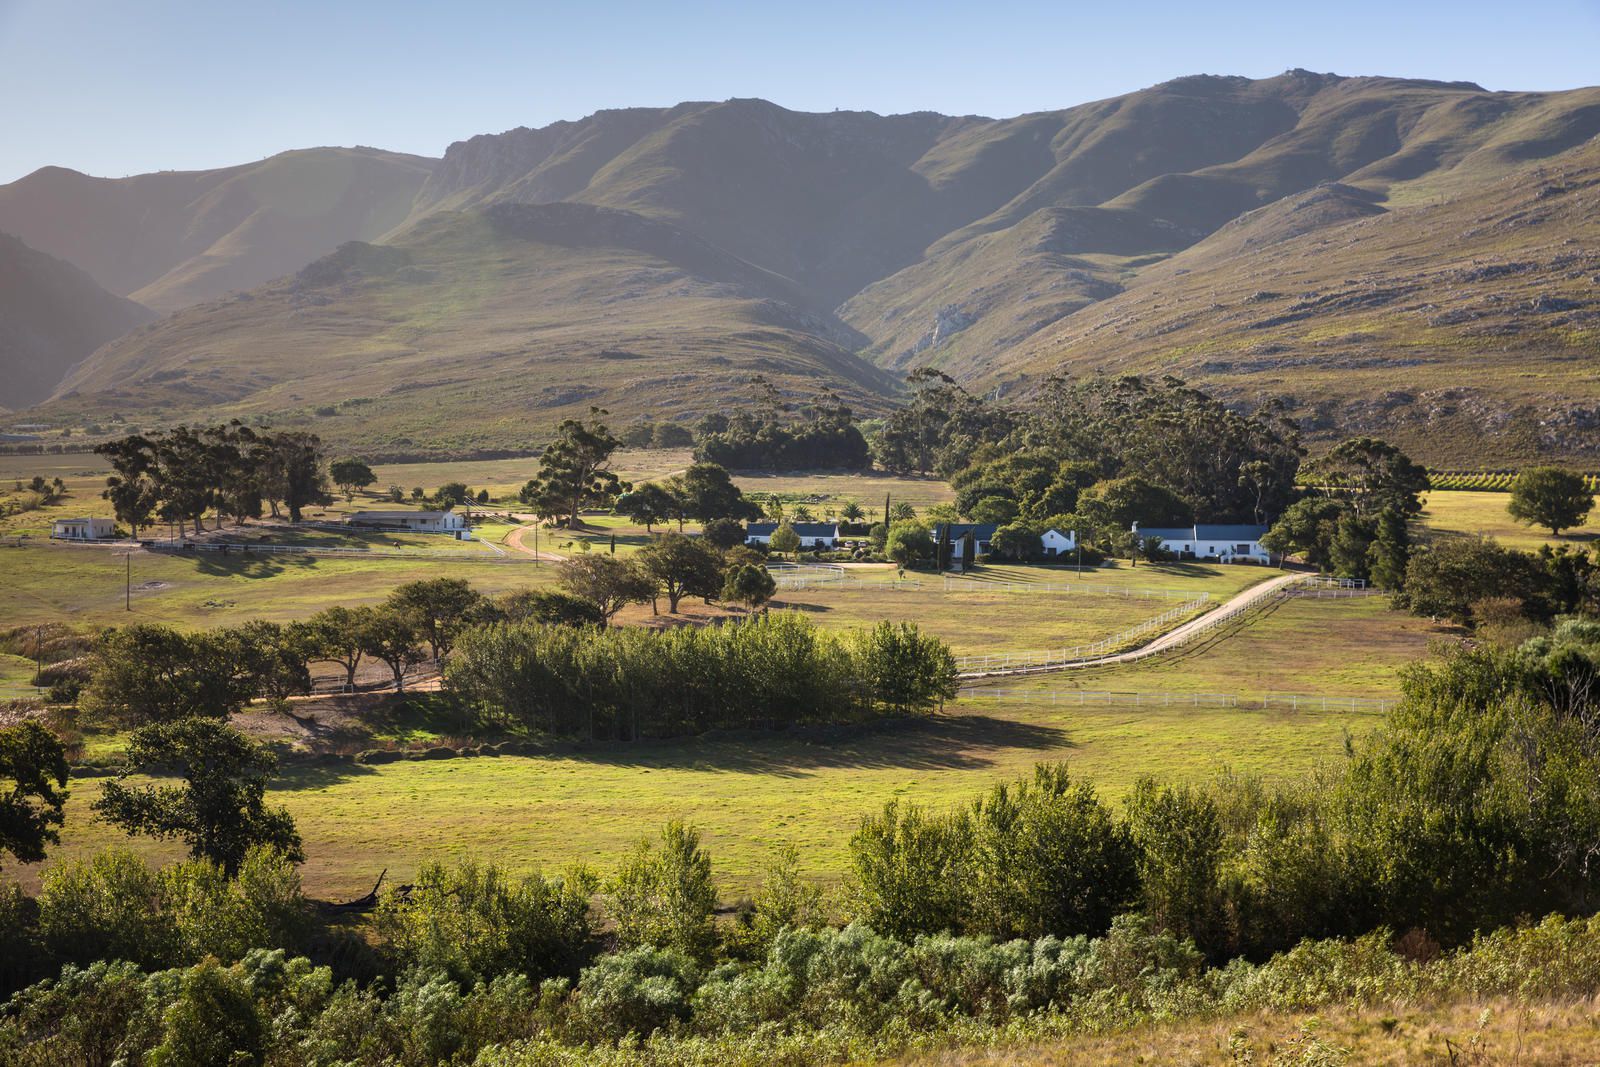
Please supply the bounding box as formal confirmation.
[7,624,1600,1063]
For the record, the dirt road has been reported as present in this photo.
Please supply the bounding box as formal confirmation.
[960,571,1307,679]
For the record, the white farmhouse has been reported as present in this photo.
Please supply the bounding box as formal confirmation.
[744,522,839,549]
[1040,527,1078,558]
[934,523,1076,563]
[51,517,115,540]
[1132,523,1272,563]
[348,510,472,539]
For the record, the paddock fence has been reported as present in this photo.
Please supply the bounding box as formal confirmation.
[956,686,1396,713]
[952,594,1213,675]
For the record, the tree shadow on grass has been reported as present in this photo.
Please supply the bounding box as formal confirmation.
[189,551,320,579]
[273,759,378,790]
[553,712,1075,779]
[768,598,831,614]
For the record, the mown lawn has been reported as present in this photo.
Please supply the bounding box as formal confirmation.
[29,597,1444,900]
[1418,488,1600,551]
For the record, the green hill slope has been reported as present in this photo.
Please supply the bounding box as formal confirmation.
[44,202,894,459]
[988,142,1600,464]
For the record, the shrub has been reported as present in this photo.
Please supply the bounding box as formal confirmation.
[376,860,596,986]
[568,945,700,1042]
[608,822,718,961]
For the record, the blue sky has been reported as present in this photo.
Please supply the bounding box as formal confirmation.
[2,0,1597,182]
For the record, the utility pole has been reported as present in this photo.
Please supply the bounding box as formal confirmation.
[125,551,131,611]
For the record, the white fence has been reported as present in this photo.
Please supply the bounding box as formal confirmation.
[149,540,524,564]
[953,595,1212,674]
[942,576,1214,602]
[957,687,1396,713]
[776,575,924,591]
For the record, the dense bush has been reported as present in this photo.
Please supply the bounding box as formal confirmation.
[446,612,957,739]
[28,847,305,977]
[376,861,596,986]
[851,765,1136,942]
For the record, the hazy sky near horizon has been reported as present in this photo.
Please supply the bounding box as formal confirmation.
[3,0,1597,183]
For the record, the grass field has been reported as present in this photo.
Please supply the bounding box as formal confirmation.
[768,585,1199,657]
[24,595,1442,900]
[997,594,1456,698]
[0,543,559,629]
[1418,488,1600,551]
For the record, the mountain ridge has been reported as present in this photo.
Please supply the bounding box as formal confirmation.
[8,72,1600,462]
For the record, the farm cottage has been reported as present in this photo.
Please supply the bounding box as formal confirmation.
[1132,523,1272,563]
[51,517,115,540]
[744,522,839,549]
[934,523,1077,563]
[348,510,472,539]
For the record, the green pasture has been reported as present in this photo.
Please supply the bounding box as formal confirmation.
[771,584,1197,657]
[25,593,1447,900]
[1418,489,1600,551]
[0,544,559,630]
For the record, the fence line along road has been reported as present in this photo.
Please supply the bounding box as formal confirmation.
[954,572,1333,679]
[952,594,1212,674]
[955,686,1396,713]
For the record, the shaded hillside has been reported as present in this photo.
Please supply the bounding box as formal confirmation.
[0,232,154,409]
[44,203,895,459]
[990,142,1600,464]
[0,148,435,310]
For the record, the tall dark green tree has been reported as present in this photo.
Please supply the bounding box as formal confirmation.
[1368,506,1411,591]
[1261,497,1348,571]
[0,721,69,869]
[615,481,680,532]
[637,533,724,612]
[674,463,762,524]
[93,718,302,876]
[520,408,623,528]
[329,458,376,502]
[386,578,483,661]
[1307,437,1430,517]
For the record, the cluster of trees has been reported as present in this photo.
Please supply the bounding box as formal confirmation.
[558,532,776,617]
[96,423,329,535]
[877,375,1306,563]
[447,612,958,740]
[872,369,1014,477]
[853,625,1600,961]
[1396,538,1599,631]
[1257,437,1429,582]
[694,384,871,470]
[614,463,761,533]
[76,579,511,713]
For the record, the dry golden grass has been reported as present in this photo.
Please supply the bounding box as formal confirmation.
[899,997,1600,1065]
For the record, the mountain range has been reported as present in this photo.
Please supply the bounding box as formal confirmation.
[5,70,1599,462]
